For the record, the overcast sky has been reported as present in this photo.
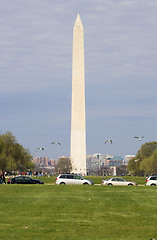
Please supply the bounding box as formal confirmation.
[1,0,157,160]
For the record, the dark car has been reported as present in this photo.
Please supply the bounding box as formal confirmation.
[7,176,44,184]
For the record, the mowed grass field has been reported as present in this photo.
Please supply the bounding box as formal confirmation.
[0,182,157,240]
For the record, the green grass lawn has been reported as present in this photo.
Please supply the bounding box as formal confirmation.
[0,184,157,240]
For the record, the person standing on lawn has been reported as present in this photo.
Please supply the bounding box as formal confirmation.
[2,173,6,184]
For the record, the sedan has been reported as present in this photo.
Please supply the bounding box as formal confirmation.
[7,176,44,184]
[101,177,137,186]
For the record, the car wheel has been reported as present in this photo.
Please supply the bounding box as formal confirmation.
[108,183,113,185]
[128,183,133,186]
[60,182,65,185]
[150,184,156,186]
[83,182,89,185]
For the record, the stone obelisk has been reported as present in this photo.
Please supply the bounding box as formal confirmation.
[70,14,86,175]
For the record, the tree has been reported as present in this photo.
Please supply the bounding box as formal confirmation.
[150,150,157,175]
[55,157,72,174]
[127,157,143,176]
[128,141,157,176]
[0,131,34,172]
[136,141,157,159]
[140,150,157,176]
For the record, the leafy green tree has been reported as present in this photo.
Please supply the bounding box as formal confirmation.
[55,157,72,174]
[0,131,34,172]
[128,141,157,176]
[127,157,144,176]
[150,150,157,175]
[136,141,157,159]
[140,150,157,176]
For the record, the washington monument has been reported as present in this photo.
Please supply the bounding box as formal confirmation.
[70,14,86,175]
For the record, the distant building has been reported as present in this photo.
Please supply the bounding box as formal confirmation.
[49,159,57,167]
[105,156,123,167]
[124,155,135,165]
[86,154,123,172]
[33,153,125,176]
[33,157,57,168]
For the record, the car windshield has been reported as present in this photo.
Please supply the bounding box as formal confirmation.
[106,178,112,181]
[25,177,31,181]
[16,177,24,180]
[117,178,126,182]
[59,175,66,178]
[77,175,85,180]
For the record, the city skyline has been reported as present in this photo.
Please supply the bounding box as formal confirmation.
[1,0,157,160]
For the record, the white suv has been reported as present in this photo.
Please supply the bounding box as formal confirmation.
[55,174,94,185]
[145,176,157,186]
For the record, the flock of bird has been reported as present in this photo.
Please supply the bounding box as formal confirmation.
[105,136,144,144]
[37,142,61,151]
[36,137,144,153]
[37,137,144,150]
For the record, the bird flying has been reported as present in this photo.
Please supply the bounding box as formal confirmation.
[105,140,112,144]
[51,142,61,145]
[37,147,45,150]
[134,136,144,141]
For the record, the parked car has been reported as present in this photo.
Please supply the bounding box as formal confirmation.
[145,176,157,186]
[7,176,44,184]
[55,174,94,185]
[101,177,137,186]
